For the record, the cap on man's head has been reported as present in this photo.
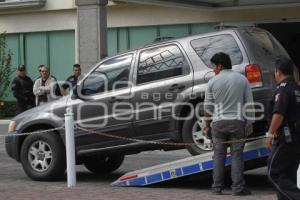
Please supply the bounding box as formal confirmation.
[17,64,26,71]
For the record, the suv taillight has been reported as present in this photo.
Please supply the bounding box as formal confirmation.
[245,64,263,88]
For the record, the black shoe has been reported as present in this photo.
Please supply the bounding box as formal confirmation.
[212,189,222,195]
[233,188,251,196]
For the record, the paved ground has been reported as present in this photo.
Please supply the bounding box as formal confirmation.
[0,122,277,200]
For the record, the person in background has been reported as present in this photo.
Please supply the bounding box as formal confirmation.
[34,65,46,82]
[11,64,35,115]
[61,64,82,95]
[35,64,56,79]
[33,66,59,106]
[35,64,62,97]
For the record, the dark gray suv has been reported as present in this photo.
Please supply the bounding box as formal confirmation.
[5,27,293,181]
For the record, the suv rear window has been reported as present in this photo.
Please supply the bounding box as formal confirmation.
[240,29,290,61]
[190,34,243,67]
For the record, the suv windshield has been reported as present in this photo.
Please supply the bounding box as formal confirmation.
[81,54,132,96]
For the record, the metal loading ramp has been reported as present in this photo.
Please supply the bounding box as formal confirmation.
[112,139,270,187]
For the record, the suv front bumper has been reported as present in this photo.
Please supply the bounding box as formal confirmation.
[5,132,20,161]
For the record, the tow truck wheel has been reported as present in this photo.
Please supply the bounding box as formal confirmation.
[20,132,66,181]
[182,115,213,155]
[83,155,124,174]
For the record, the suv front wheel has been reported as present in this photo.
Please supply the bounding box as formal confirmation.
[20,132,66,181]
[182,115,213,155]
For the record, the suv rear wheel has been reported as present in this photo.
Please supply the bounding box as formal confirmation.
[83,155,124,174]
[182,115,213,155]
[20,132,66,181]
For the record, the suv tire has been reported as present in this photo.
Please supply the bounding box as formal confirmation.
[182,114,213,155]
[83,155,124,174]
[20,132,66,181]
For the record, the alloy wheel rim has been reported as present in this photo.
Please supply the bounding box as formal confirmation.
[191,119,213,151]
[28,140,53,172]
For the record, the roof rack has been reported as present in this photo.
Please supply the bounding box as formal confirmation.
[214,24,256,31]
[153,36,174,43]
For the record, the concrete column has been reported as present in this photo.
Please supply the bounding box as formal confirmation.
[75,0,108,72]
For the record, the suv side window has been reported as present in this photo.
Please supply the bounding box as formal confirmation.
[81,54,133,96]
[137,45,190,84]
[190,34,243,67]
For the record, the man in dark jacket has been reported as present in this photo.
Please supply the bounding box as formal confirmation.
[266,57,300,200]
[61,64,82,95]
[11,65,35,115]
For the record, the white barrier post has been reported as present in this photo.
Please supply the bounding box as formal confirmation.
[65,107,76,187]
[297,165,300,189]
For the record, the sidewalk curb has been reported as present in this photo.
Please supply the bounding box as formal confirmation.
[0,120,11,125]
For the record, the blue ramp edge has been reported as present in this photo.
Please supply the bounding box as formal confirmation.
[112,143,270,187]
[259,148,271,156]
[129,177,146,186]
[146,173,162,184]
[182,164,201,175]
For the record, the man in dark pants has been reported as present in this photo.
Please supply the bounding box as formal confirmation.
[204,52,254,196]
[266,57,300,200]
[11,65,35,115]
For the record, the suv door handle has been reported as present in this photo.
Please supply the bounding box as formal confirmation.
[109,97,123,103]
[169,84,185,92]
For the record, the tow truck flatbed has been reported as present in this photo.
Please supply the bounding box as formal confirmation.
[112,139,270,187]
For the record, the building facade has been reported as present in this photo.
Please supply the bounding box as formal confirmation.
[1,0,300,100]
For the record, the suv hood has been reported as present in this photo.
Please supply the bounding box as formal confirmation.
[14,96,69,123]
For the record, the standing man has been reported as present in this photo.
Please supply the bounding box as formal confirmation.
[266,57,300,200]
[61,64,82,95]
[35,64,62,97]
[33,66,58,106]
[204,52,254,196]
[11,64,35,115]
